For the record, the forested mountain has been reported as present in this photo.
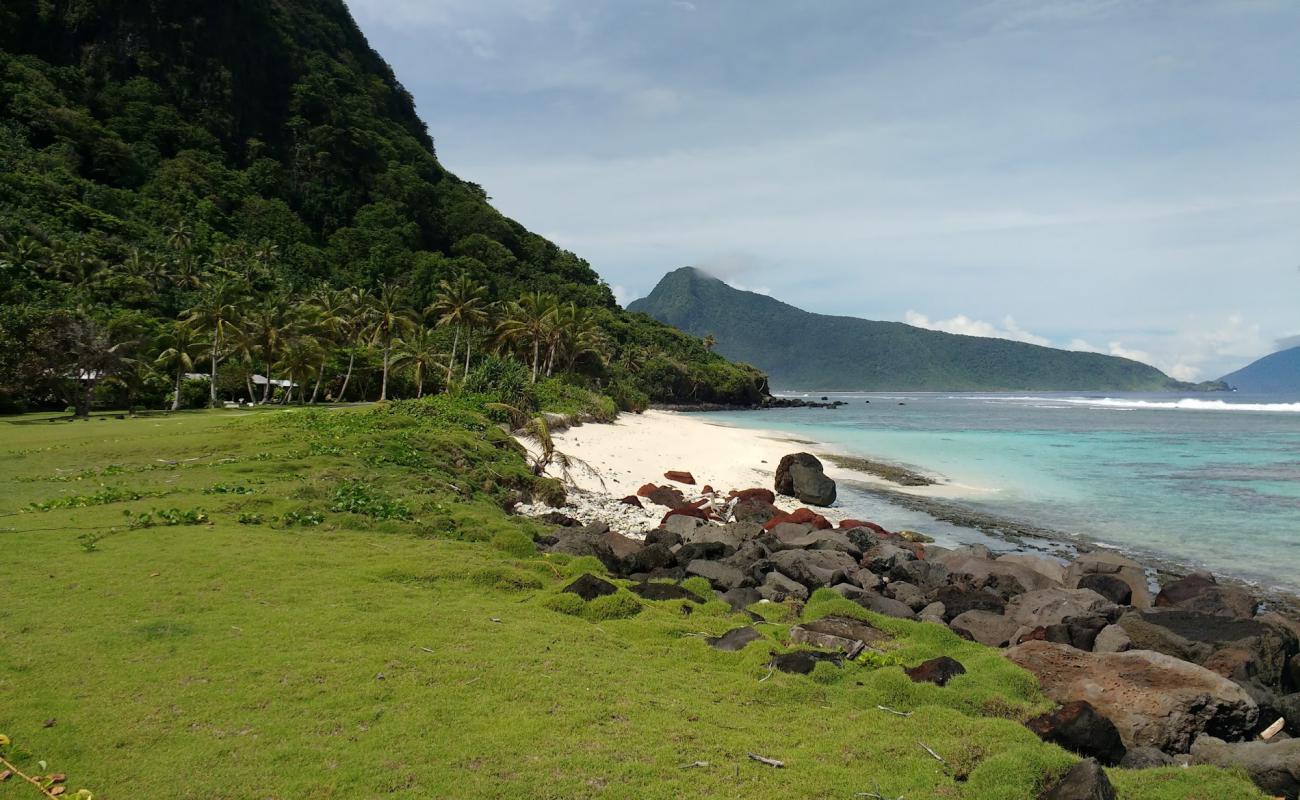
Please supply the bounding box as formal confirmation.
[0,0,764,413]
[630,267,1218,392]
[1219,346,1300,393]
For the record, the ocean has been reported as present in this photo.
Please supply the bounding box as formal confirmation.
[708,392,1300,594]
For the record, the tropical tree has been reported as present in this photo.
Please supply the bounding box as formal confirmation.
[242,298,298,403]
[155,323,206,411]
[180,281,244,407]
[368,282,415,401]
[545,302,610,376]
[324,287,372,402]
[276,336,322,404]
[58,316,138,418]
[429,272,489,382]
[391,327,445,398]
[702,334,717,352]
[495,291,557,383]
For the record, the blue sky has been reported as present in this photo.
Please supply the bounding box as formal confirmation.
[344,0,1300,380]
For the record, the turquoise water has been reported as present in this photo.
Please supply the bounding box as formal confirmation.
[710,392,1300,593]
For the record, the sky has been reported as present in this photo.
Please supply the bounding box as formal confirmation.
[344,0,1300,380]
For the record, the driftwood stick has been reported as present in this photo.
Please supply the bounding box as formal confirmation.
[917,741,947,767]
[876,705,912,717]
[0,756,63,798]
[746,753,784,768]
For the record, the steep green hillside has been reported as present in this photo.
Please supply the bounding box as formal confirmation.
[629,267,1208,392]
[0,0,764,410]
[1219,346,1300,393]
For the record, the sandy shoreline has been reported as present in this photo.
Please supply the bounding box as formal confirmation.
[523,408,1300,615]
[546,409,983,502]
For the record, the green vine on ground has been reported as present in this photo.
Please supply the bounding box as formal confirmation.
[0,733,93,798]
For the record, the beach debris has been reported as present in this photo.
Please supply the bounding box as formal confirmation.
[746,753,784,768]
[1258,717,1284,741]
[876,705,912,717]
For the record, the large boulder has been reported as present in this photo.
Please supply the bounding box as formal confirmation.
[769,548,858,590]
[950,609,1019,647]
[1006,640,1259,752]
[942,554,1059,597]
[1026,701,1127,766]
[1076,574,1133,606]
[932,584,1006,622]
[640,483,686,509]
[706,626,762,651]
[1065,551,1153,609]
[1116,609,1299,688]
[790,615,889,655]
[757,570,808,602]
[774,452,837,507]
[855,591,916,620]
[1005,588,1115,634]
[1155,573,1259,619]
[731,496,779,524]
[593,531,646,573]
[997,553,1068,586]
[905,656,966,686]
[685,559,749,591]
[562,573,618,601]
[682,520,763,550]
[545,522,611,557]
[1189,735,1300,800]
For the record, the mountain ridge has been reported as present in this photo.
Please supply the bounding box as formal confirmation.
[1219,346,1300,393]
[629,267,1222,392]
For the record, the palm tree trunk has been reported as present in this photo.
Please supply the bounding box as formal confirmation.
[338,350,356,400]
[245,372,255,404]
[262,357,273,403]
[209,338,219,408]
[416,364,424,398]
[310,363,324,404]
[171,366,182,411]
[448,328,459,384]
[380,344,390,401]
[531,339,540,383]
[464,327,472,378]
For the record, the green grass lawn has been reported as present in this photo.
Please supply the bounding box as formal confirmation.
[0,407,1266,799]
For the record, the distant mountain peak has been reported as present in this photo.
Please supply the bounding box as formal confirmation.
[629,267,1211,392]
[1219,346,1300,393]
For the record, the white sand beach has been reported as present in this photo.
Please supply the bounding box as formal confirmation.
[529,409,988,516]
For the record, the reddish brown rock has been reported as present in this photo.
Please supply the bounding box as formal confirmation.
[1026,701,1126,766]
[762,507,831,531]
[618,495,643,508]
[838,519,889,534]
[663,470,696,485]
[1006,640,1258,752]
[905,655,966,686]
[1155,572,1258,619]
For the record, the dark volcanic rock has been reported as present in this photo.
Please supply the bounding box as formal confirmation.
[1117,609,1298,688]
[563,574,618,601]
[618,495,644,508]
[1077,573,1133,606]
[1189,735,1300,800]
[593,531,646,573]
[676,541,730,563]
[856,592,917,620]
[706,626,762,652]
[933,585,1006,622]
[546,523,611,557]
[905,655,966,686]
[949,609,1018,647]
[769,549,858,590]
[623,542,676,575]
[774,452,837,507]
[1155,572,1259,619]
[631,582,703,603]
[732,496,779,524]
[1026,701,1127,766]
[1045,615,1111,652]
[791,615,890,653]
[685,559,748,591]
[644,485,686,509]
[769,650,843,674]
[644,529,682,548]
[720,586,762,613]
[1118,747,1174,769]
[1037,758,1117,800]
[540,511,583,527]
[730,487,777,504]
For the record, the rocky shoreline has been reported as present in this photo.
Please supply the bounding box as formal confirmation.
[515,451,1300,799]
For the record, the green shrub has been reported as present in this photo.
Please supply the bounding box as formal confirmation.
[491,529,536,558]
[541,592,586,616]
[680,576,714,599]
[329,481,411,520]
[810,660,842,684]
[463,356,532,408]
[561,556,606,578]
[606,380,649,413]
[470,566,544,592]
[584,591,642,620]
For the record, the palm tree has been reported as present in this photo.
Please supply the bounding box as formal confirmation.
[702,334,717,352]
[243,299,298,403]
[63,316,138,418]
[320,287,372,402]
[429,273,489,382]
[391,328,446,398]
[276,336,322,404]
[495,292,558,383]
[166,219,194,252]
[369,282,415,401]
[155,323,207,411]
[180,281,244,408]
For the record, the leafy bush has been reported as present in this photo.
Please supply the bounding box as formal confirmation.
[463,356,531,407]
[541,592,586,617]
[584,591,642,620]
[330,481,411,520]
[490,530,536,558]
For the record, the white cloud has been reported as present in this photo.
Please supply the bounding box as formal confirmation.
[904,311,1051,346]
[457,28,496,59]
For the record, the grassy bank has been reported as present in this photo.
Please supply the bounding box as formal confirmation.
[0,404,1264,799]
